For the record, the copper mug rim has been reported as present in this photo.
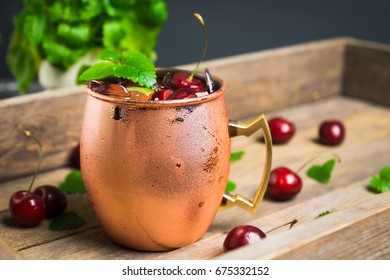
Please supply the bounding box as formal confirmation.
[85,68,226,107]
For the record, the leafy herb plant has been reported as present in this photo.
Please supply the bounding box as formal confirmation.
[6,0,168,93]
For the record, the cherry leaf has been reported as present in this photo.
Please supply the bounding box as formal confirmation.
[59,170,86,194]
[48,211,85,231]
[369,166,390,193]
[230,150,245,163]
[225,180,236,192]
[307,159,336,184]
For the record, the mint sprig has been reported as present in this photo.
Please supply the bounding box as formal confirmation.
[369,166,390,193]
[78,50,156,88]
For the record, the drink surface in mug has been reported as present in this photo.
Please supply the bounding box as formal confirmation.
[81,69,231,251]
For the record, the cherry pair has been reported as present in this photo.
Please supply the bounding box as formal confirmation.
[9,185,67,227]
[268,117,345,146]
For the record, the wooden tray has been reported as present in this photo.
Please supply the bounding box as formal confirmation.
[0,37,389,260]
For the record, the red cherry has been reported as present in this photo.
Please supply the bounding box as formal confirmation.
[150,88,174,101]
[170,72,206,92]
[223,225,266,252]
[268,117,295,144]
[9,191,46,227]
[170,88,198,100]
[319,120,345,145]
[33,185,67,218]
[267,167,302,200]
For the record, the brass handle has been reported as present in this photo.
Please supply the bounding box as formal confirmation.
[220,114,273,214]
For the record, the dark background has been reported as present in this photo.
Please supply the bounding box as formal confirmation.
[1,0,390,93]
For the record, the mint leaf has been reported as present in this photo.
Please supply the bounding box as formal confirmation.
[57,23,92,48]
[102,20,126,49]
[78,61,116,81]
[99,49,123,63]
[78,50,156,88]
[42,36,88,70]
[230,151,245,163]
[6,25,41,92]
[59,170,86,194]
[369,167,390,193]
[225,180,236,192]
[307,159,336,184]
[24,14,46,45]
[49,211,85,231]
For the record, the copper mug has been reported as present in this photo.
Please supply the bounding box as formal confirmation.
[80,69,272,251]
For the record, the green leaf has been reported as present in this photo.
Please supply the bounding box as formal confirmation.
[6,15,41,93]
[102,20,126,49]
[24,14,46,45]
[99,49,123,63]
[315,210,337,219]
[47,2,63,22]
[59,170,86,194]
[76,64,92,84]
[78,61,116,82]
[103,0,136,17]
[79,50,156,88]
[225,180,236,192]
[48,211,85,231]
[57,23,92,48]
[42,36,88,70]
[307,159,336,184]
[369,166,390,193]
[136,0,168,27]
[230,151,245,163]
[63,0,102,22]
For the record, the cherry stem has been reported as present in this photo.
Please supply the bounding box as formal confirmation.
[188,13,208,82]
[24,130,43,192]
[295,153,341,174]
[265,219,298,234]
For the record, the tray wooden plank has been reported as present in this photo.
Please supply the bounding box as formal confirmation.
[0,93,389,260]
[274,208,390,260]
[344,40,390,105]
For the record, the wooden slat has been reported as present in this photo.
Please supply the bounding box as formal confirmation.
[274,208,390,259]
[0,87,85,182]
[344,39,390,106]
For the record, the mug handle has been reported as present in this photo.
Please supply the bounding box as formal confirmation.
[220,114,273,214]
